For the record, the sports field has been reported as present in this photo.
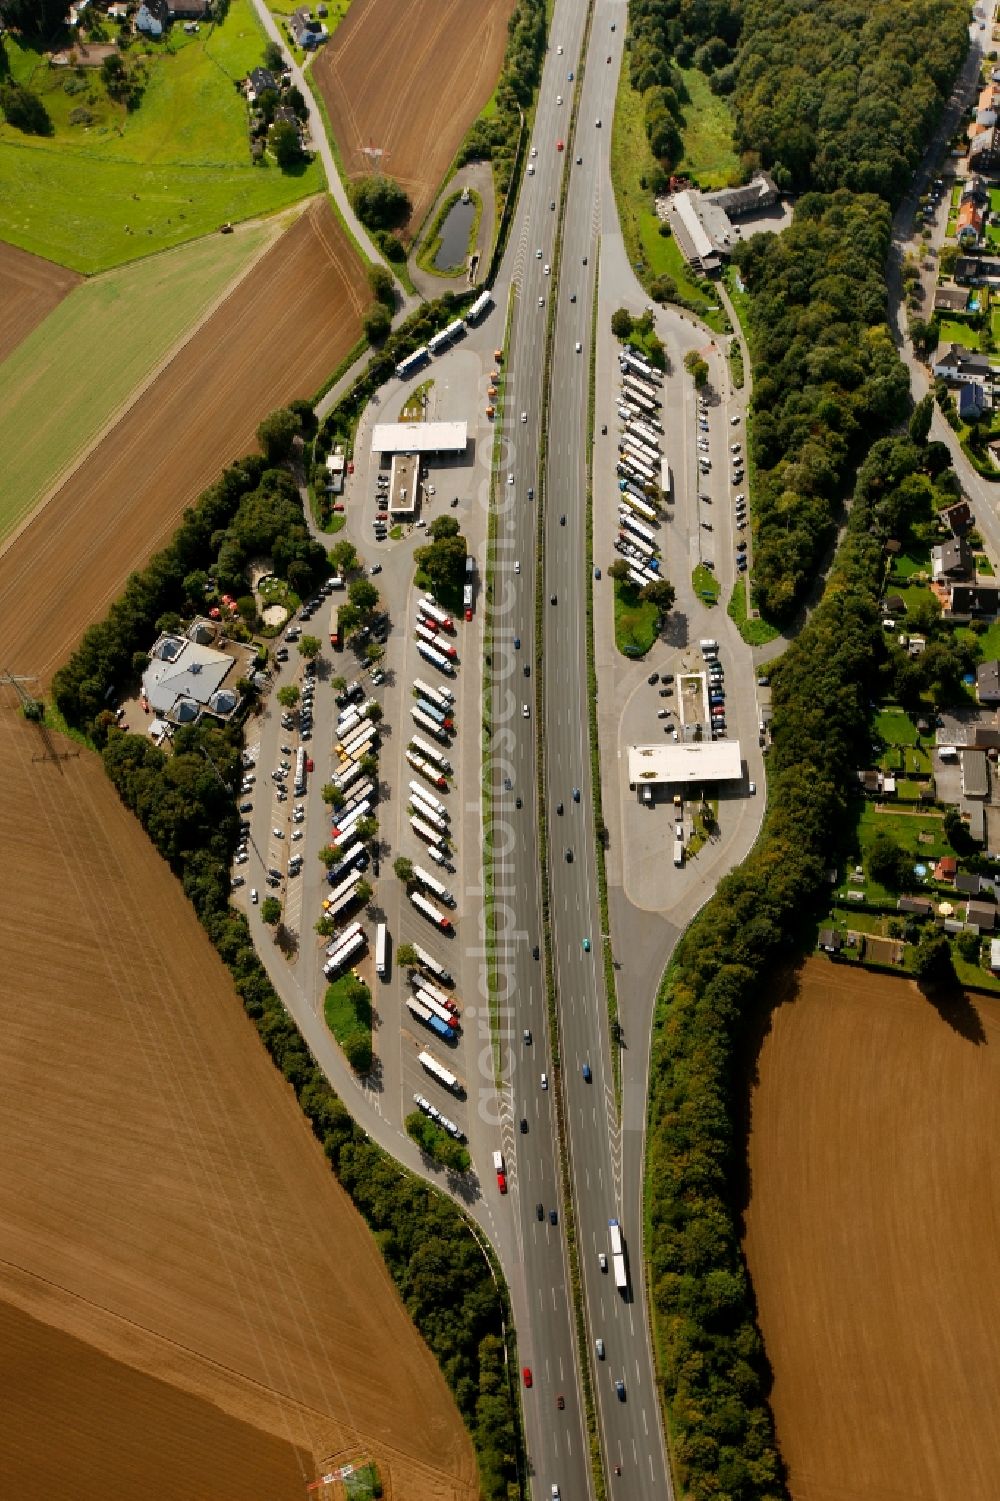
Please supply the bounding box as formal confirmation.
[0,220,277,548]
[744,959,1000,1500]
[312,0,515,234]
[0,198,370,687]
[0,241,80,363]
[0,707,477,1501]
[0,2,319,271]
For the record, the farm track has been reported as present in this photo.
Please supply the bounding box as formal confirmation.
[743,958,1000,1501]
[0,240,80,363]
[311,0,514,234]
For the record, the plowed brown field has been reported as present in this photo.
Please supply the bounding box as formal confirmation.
[743,960,1000,1501]
[0,198,475,1500]
[0,196,370,688]
[0,708,477,1501]
[312,0,515,233]
[0,241,79,363]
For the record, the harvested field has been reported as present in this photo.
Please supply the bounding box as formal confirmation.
[0,197,370,687]
[743,958,1000,1501]
[0,704,478,1501]
[0,240,79,363]
[312,0,515,234]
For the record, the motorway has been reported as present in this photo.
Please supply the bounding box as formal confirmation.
[487,1,673,1497]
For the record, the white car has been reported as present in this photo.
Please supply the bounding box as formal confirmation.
[538,295,544,306]
[291,830,304,841]
[735,492,746,504]
[749,781,756,795]
[536,247,542,258]
[544,264,550,275]
[541,1072,548,1089]
[272,827,284,839]
[557,43,563,53]
[523,702,530,717]
[731,442,742,454]
[521,411,528,423]
[575,341,582,352]
[527,164,535,175]
[556,94,563,105]
[508,473,514,485]
[731,414,741,425]
[235,852,248,865]
[598,1252,607,1271]
[531,145,538,157]
[515,560,521,573]
[251,888,259,904]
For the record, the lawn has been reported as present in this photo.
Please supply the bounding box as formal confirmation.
[977,620,1000,658]
[613,578,659,657]
[323,970,372,1071]
[0,224,271,545]
[890,545,930,579]
[0,3,320,271]
[857,804,951,860]
[727,576,780,645]
[693,562,720,604]
[937,317,983,351]
[675,67,740,189]
[609,60,726,330]
[875,708,919,747]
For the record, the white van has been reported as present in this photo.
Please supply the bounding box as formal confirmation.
[699,638,719,654]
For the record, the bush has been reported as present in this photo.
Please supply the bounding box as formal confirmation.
[0,81,52,135]
[350,174,412,231]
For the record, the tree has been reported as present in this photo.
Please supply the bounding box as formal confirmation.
[397,942,419,968]
[0,0,67,43]
[415,534,468,599]
[611,308,634,339]
[608,559,631,582]
[956,928,981,964]
[367,262,396,308]
[364,304,392,343]
[298,634,321,659]
[277,683,300,709]
[261,896,282,926]
[262,39,284,71]
[909,393,933,446]
[355,879,374,906]
[349,173,411,230]
[354,819,378,844]
[0,81,52,135]
[315,915,336,938]
[914,929,956,986]
[317,844,340,867]
[321,781,340,805]
[684,350,709,388]
[867,830,910,890]
[359,752,378,777]
[641,577,676,613]
[394,856,414,882]
[329,541,358,574]
[428,515,460,541]
[343,1029,373,1074]
[365,641,384,664]
[256,407,300,463]
[348,577,380,616]
[270,120,303,168]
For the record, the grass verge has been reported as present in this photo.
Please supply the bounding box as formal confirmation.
[727,577,780,646]
[692,562,720,605]
[323,970,373,1072]
[613,578,659,656]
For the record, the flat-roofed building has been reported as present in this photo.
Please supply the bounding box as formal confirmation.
[370,421,467,456]
[389,453,420,518]
[627,740,743,789]
[962,747,989,799]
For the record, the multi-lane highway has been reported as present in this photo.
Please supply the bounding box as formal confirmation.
[486,1,672,1496]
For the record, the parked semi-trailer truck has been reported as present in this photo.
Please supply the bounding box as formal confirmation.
[406,750,449,790]
[410,889,452,930]
[412,863,455,906]
[412,706,452,741]
[416,640,455,675]
[410,735,453,774]
[406,996,453,1040]
[419,596,454,631]
[412,943,453,986]
[418,1048,462,1093]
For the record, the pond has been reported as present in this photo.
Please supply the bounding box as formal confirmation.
[434,195,475,272]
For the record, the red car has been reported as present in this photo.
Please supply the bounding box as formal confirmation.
[334,503,345,512]
[556,139,564,151]
[465,607,473,622]
[522,1367,533,1388]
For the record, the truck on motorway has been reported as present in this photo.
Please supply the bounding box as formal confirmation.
[412,705,452,741]
[410,735,453,773]
[410,814,449,850]
[419,596,454,631]
[413,677,454,709]
[608,1218,629,1292]
[406,750,449,790]
[323,929,365,978]
[413,863,455,906]
[412,943,453,986]
[410,889,453,930]
[416,639,455,676]
[329,601,343,651]
[406,996,453,1040]
[493,1150,507,1194]
[418,1048,463,1093]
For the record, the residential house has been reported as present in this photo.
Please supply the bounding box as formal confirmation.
[979,84,1000,114]
[935,855,958,882]
[246,66,278,103]
[955,252,1000,284]
[272,104,301,134]
[932,344,994,386]
[966,900,997,931]
[973,726,1000,749]
[107,1,128,16]
[962,175,991,207]
[289,6,327,46]
[957,198,985,238]
[136,0,169,33]
[170,0,210,15]
[702,172,779,219]
[940,499,973,534]
[959,382,987,420]
[817,928,843,955]
[884,593,907,614]
[931,535,973,581]
[978,109,998,128]
[898,896,934,916]
[949,582,1000,615]
[977,659,1000,703]
[990,937,1000,971]
[856,768,882,796]
[934,285,970,313]
[969,126,1000,169]
[955,871,983,897]
[962,747,990,799]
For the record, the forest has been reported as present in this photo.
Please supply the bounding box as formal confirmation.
[732,191,910,621]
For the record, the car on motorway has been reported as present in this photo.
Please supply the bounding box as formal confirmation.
[582,1062,592,1081]
[536,247,542,258]
[531,145,538,157]
[524,1027,532,1043]
[564,848,573,862]
[540,1072,548,1089]
[595,1338,605,1359]
[522,703,530,718]
[536,1201,544,1219]
[556,94,562,104]
[527,163,535,175]
[615,1379,626,1401]
[538,295,544,306]
[508,472,514,485]
[520,1117,528,1132]
[523,1367,533,1388]
[544,263,550,275]
[521,411,527,423]
[582,938,590,952]
[572,787,580,801]
[550,593,557,604]
[575,341,582,352]
[556,1394,565,1409]
[598,1252,607,1271]
[576,154,582,163]
[533,943,540,959]
[549,1208,558,1225]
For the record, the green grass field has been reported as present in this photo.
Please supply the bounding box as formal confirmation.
[937,317,982,350]
[609,60,725,330]
[675,67,740,189]
[613,577,659,656]
[0,224,270,543]
[0,2,319,271]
